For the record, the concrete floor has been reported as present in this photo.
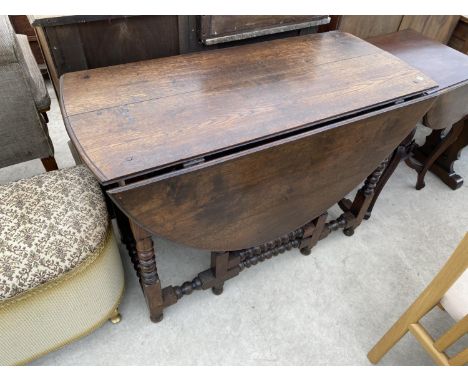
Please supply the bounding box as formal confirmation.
[1,82,467,365]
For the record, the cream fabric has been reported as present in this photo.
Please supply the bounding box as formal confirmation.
[0,166,108,301]
[0,229,124,365]
[441,269,468,322]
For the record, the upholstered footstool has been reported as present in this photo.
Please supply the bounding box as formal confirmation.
[0,166,124,365]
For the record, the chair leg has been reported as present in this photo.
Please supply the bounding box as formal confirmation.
[40,111,49,123]
[41,156,58,172]
[368,235,468,364]
[367,321,411,364]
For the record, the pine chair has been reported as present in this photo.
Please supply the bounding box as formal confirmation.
[368,233,468,365]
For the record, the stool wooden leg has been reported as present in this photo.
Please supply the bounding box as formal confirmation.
[130,222,164,323]
[41,156,58,172]
[40,111,49,123]
[109,308,122,324]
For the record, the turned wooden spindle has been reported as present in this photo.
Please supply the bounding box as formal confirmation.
[130,222,164,322]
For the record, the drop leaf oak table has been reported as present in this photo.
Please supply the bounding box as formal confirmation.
[60,31,437,322]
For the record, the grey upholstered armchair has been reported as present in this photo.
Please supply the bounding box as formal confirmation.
[0,15,57,171]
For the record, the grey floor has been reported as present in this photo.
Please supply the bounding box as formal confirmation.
[1,82,467,365]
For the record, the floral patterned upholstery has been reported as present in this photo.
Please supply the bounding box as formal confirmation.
[0,166,109,302]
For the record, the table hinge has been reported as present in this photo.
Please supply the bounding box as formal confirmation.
[183,157,205,168]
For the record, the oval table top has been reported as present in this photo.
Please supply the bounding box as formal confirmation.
[60,31,437,185]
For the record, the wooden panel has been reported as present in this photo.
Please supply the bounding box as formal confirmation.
[448,16,468,54]
[108,96,435,251]
[78,16,179,68]
[339,15,460,43]
[30,15,131,27]
[338,15,404,39]
[35,26,60,92]
[177,16,200,54]
[61,32,437,184]
[399,15,460,44]
[200,15,329,44]
[32,15,181,96]
[49,24,89,75]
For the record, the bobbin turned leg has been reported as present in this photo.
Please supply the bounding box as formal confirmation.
[114,207,140,280]
[211,251,229,295]
[299,213,327,255]
[130,222,164,323]
[342,158,390,235]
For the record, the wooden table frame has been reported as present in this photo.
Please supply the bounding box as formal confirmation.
[112,157,390,322]
[60,31,439,322]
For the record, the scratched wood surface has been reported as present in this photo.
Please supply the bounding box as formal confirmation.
[61,31,437,184]
[109,96,435,250]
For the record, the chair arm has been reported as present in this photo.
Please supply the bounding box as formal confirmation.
[0,15,17,65]
[16,34,51,112]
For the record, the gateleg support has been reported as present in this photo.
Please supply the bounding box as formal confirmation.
[299,213,328,255]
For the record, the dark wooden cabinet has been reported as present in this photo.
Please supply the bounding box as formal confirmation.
[30,15,329,96]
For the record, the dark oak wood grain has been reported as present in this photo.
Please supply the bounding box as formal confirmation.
[61,31,436,184]
[60,29,444,321]
[108,96,435,251]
